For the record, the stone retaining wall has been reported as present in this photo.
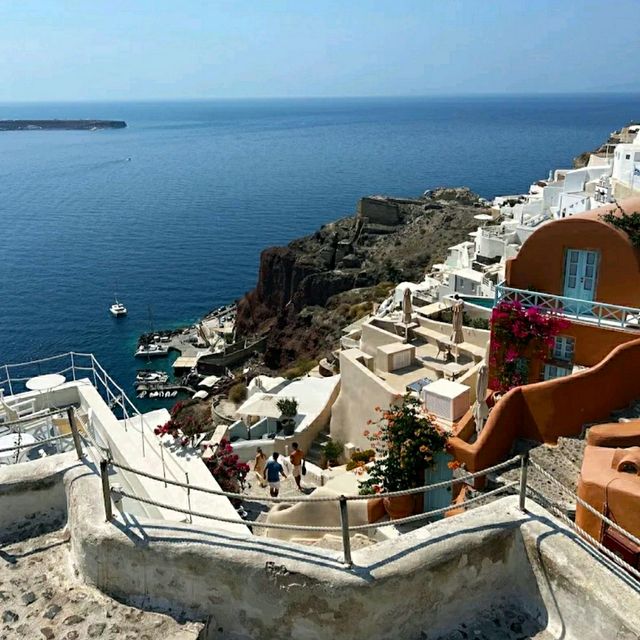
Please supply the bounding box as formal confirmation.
[2,454,640,640]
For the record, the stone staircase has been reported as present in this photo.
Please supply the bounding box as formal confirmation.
[489,398,640,515]
[306,428,332,467]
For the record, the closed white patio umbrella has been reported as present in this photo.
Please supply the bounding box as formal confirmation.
[472,363,490,435]
[450,299,464,362]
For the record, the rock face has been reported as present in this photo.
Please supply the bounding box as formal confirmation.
[236,189,485,369]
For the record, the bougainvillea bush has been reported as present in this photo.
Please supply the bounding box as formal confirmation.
[203,437,250,494]
[489,300,570,393]
[358,395,447,495]
[154,399,212,447]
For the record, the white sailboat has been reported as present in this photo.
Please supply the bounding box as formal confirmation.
[110,294,127,317]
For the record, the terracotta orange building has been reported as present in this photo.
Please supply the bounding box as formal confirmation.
[501,196,640,383]
[448,197,640,562]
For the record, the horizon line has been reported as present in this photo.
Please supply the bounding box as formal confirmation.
[1,90,640,105]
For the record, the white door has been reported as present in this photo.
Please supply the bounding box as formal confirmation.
[563,249,598,314]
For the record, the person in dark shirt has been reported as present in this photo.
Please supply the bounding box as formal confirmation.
[264,451,287,497]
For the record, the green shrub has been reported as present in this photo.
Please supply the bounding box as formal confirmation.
[374,282,395,299]
[228,383,248,404]
[283,358,317,379]
[602,210,640,248]
[322,438,344,467]
[346,448,375,470]
[351,448,375,463]
[470,317,489,330]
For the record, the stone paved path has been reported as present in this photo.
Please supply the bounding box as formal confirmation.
[240,468,319,524]
[0,528,202,640]
[430,604,551,639]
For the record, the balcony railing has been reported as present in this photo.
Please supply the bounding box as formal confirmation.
[0,352,187,480]
[495,283,640,329]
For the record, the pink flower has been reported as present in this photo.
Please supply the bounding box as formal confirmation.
[505,345,519,362]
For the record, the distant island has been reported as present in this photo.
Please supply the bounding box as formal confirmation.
[0,119,127,131]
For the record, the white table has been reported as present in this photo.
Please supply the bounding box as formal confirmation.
[0,432,37,464]
[26,373,66,410]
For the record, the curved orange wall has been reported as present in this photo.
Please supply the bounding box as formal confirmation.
[449,336,640,472]
[506,218,640,308]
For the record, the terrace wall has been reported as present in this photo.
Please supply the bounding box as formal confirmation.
[449,337,640,471]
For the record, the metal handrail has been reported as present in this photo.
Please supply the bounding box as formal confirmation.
[0,352,187,483]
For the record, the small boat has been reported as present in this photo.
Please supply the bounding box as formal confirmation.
[170,390,178,397]
[110,298,127,317]
[137,391,147,399]
[135,343,169,358]
[149,391,159,398]
[135,369,169,384]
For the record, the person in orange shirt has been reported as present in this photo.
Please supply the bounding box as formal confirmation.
[289,442,305,491]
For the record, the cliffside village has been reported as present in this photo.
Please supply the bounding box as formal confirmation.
[2,122,640,639]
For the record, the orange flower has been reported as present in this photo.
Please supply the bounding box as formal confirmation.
[447,460,462,470]
[363,430,370,437]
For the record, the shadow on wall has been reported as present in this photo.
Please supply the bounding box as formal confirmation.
[449,337,640,472]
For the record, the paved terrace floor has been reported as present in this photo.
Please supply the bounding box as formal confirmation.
[375,337,475,393]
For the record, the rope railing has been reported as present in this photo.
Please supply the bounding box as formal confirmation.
[524,477,640,583]
[108,454,523,504]
[4,352,640,575]
[102,452,640,574]
[529,459,640,551]
[113,481,519,534]
[100,453,525,565]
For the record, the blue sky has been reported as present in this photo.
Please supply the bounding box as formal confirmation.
[1,0,639,102]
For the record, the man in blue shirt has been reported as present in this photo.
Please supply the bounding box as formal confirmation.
[264,451,287,497]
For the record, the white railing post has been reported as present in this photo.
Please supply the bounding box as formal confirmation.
[90,356,98,390]
[70,353,76,381]
[160,441,167,486]
[5,365,13,396]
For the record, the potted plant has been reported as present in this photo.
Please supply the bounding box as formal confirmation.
[322,438,344,468]
[358,395,447,519]
[276,397,298,436]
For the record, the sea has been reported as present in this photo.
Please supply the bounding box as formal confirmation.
[1,94,639,407]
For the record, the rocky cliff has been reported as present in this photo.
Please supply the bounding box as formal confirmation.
[236,188,486,369]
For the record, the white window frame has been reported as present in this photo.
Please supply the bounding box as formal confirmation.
[553,336,575,362]
[543,364,572,381]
